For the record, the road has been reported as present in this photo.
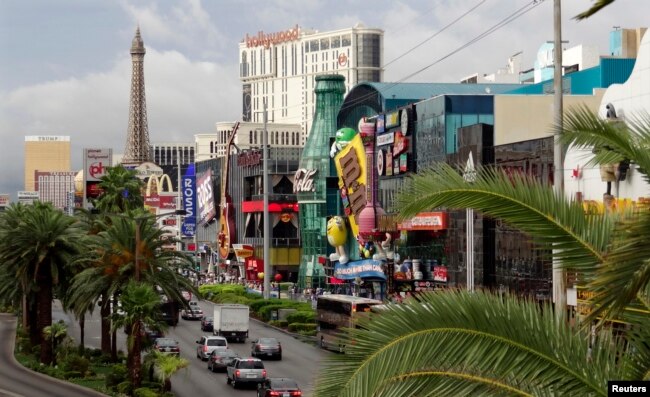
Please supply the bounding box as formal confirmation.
[61,299,330,397]
[0,313,107,397]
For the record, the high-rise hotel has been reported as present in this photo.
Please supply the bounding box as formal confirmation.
[238,23,383,146]
[24,136,71,191]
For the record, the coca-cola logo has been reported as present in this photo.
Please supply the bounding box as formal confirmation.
[293,168,317,193]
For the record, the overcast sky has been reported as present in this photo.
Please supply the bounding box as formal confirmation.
[0,0,646,197]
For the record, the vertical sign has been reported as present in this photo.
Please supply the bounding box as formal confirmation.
[83,148,113,208]
[181,164,196,237]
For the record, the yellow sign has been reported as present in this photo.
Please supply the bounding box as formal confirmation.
[233,244,254,260]
[334,133,367,240]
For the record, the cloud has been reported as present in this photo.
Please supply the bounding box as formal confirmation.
[0,48,239,195]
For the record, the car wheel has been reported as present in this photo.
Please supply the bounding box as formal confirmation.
[232,379,237,389]
[277,354,282,361]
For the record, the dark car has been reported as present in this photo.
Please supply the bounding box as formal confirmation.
[200,316,213,332]
[207,348,240,372]
[251,337,282,360]
[153,338,180,355]
[257,378,302,397]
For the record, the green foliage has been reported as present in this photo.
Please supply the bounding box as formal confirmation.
[63,370,82,379]
[249,298,285,313]
[268,320,289,328]
[288,323,317,333]
[212,292,252,305]
[117,380,133,395]
[278,282,294,291]
[105,363,128,390]
[63,354,90,375]
[286,311,315,324]
[198,284,245,296]
[134,387,160,397]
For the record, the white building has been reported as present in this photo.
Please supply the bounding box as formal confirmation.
[195,121,303,161]
[151,142,195,166]
[238,23,383,145]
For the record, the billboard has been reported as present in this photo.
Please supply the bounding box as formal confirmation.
[83,148,113,208]
[196,169,216,224]
[0,194,9,208]
[181,164,196,237]
[18,191,39,205]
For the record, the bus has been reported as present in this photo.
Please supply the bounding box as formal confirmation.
[316,294,383,352]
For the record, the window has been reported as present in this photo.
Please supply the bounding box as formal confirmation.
[331,36,341,48]
[310,39,319,52]
[341,34,351,47]
[320,38,330,50]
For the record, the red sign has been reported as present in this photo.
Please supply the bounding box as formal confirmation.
[242,201,299,213]
[338,53,348,66]
[238,150,261,167]
[187,243,196,251]
[433,266,448,283]
[398,212,448,231]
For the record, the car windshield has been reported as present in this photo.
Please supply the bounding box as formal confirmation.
[258,338,279,345]
[207,339,226,346]
[239,360,264,369]
[156,339,177,347]
[270,379,299,389]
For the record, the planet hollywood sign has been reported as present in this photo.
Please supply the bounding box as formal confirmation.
[245,25,300,49]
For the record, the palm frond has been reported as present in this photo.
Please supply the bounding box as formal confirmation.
[573,0,616,20]
[314,291,636,397]
[395,163,613,271]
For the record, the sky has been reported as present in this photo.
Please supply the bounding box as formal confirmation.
[0,0,646,198]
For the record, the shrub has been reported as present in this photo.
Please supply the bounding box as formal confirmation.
[278,282,294,291]
[288,323,318,333]
[212,293,253,305]
[286,311,315,324]
[249,298,285,313]
[63,354,90,375]
[134,387,160,397]
[268,320,288,328]
[258,304,295,321]
[297,329,317,336]
[117,380,133,395]
[105,363,128,390]
[63,370,82,379]
[198,284,245,296]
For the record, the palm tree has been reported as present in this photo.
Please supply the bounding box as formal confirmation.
[0,202,85,364]
[142,350,189,392]
[93,165,144,213]
[314,107,650,396]
[43,320,67,366]
[112,281,166,389]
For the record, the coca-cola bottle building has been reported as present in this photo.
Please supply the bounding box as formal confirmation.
[296,75,345,289]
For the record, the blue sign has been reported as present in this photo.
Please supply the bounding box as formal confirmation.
[181,164,196,237]
[333,259,386,280]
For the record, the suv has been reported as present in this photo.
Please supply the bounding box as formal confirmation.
[226,358,266,389]
[196,335,228,360]
[182,307,203,320]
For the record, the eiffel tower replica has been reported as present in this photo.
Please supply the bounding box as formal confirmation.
[121,27,152,167]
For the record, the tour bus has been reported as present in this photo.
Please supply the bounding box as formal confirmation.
[316,294,383,352]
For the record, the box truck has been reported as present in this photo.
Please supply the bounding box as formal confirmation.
[213,304,249,342]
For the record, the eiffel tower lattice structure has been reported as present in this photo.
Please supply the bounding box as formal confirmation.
[122,27,152,167]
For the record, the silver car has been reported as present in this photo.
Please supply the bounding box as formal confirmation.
[196,335,228,360]
[226,357,267,389]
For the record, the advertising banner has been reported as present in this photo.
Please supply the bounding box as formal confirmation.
[334,259,386,280]
[196,169,216,224]
[181,164,196,237]
[433,266,448,282]
[0,194,10,207]
[18,191,39,204]
[233,244,255,263]
[333,133,367,240]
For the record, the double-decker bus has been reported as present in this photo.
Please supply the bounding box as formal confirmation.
[316,294,383,352]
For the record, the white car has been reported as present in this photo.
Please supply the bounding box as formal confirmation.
[196,335,228,360]
[181,307,203,320]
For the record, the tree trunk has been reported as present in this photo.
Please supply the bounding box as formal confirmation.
[28,298,39,347]
[37,268,53,365]
[131,321,142,389]
[163,378,172,392]
[78,313,85,355]
[111,328,117,362]
[100,297,111,355]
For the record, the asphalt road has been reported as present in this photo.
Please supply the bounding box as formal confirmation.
[60,299,330,397]
[0,313,107,397]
